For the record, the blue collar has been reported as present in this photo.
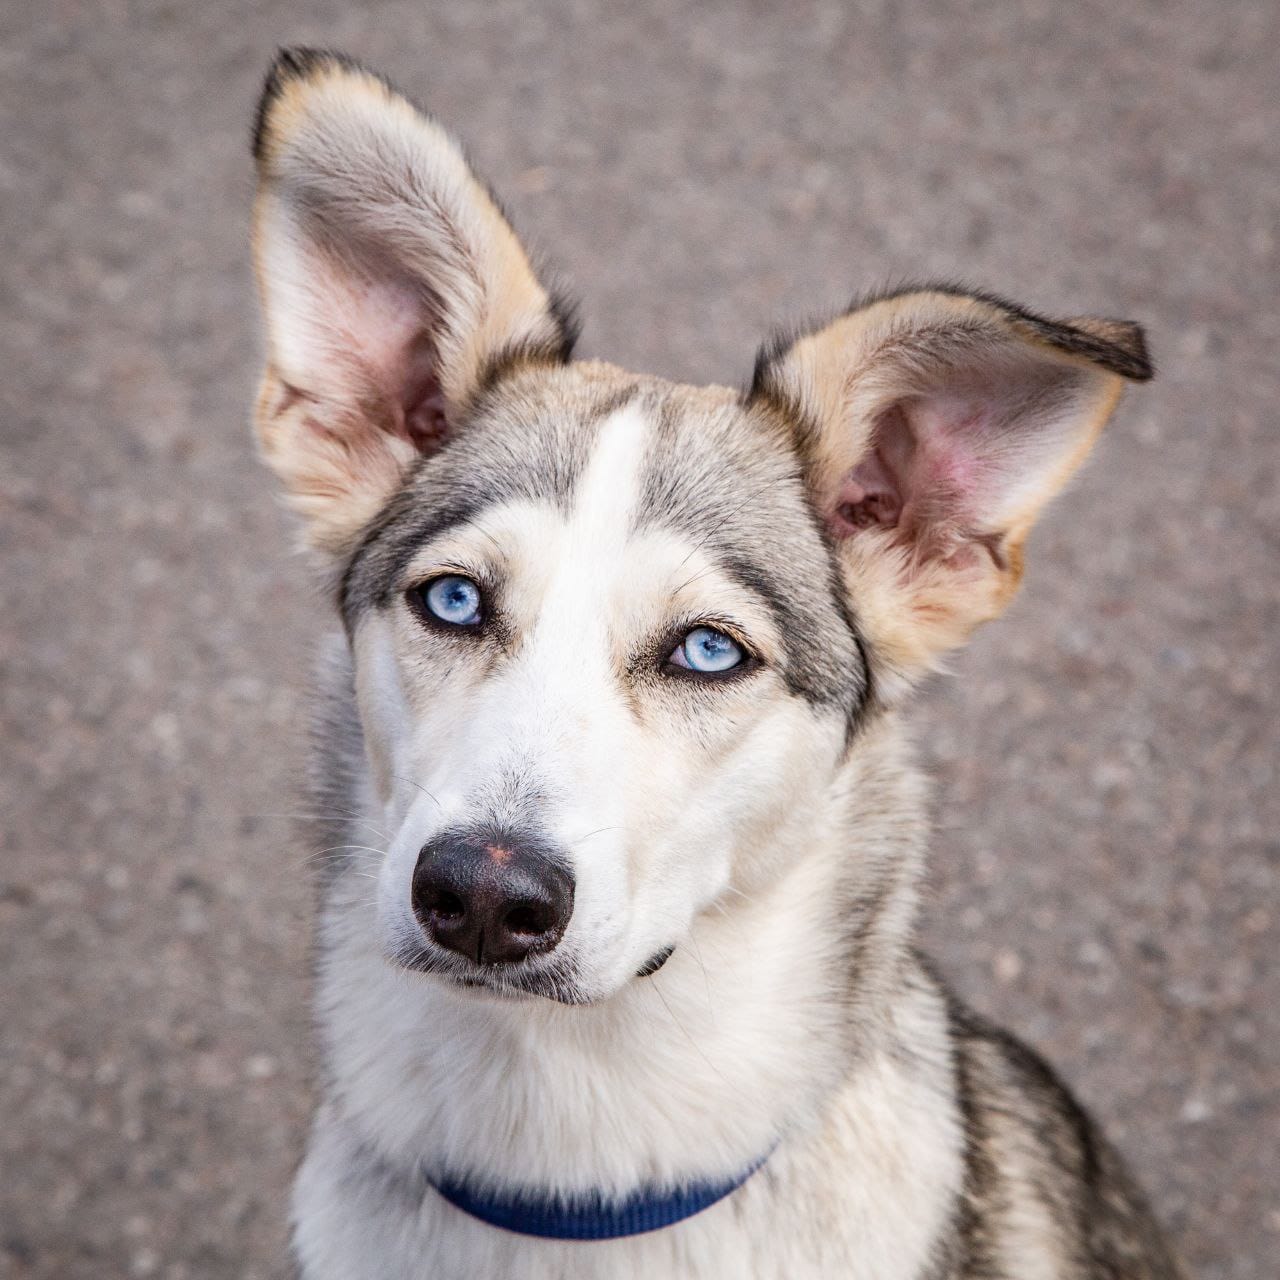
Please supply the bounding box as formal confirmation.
[426,1151,772,1241]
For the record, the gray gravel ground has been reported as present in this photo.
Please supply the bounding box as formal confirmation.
[3,2,1277,1277]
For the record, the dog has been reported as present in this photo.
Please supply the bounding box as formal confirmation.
[248,47,1185,1280]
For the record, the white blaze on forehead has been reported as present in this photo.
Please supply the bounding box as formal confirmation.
[472,399,655,746]
[567,398,652,546]
[517,398,653,686]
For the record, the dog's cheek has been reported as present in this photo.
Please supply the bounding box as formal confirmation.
[712,698,847,890]
[624,691,821,901]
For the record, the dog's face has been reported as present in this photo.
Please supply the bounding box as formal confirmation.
[341,369,866,1000]
[251,51,1149,1003]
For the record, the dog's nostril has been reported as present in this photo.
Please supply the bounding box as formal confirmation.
[504,903,550,936]
[424,888,465,921]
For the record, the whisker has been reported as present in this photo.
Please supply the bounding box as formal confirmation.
[248,810,393,842]
[314,843,388,858]
[471,521,508,563]
[686,932,716,1016]
[669,476,792,577]
[569,825,627,847]
[298,850,378,868]
[393,775,443,811]
[647,979,732,1090]
[669,562,724,600]
[294,839,388,867]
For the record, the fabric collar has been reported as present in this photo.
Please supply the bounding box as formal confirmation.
[426,1150,773,1241]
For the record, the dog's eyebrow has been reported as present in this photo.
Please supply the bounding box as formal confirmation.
[339,496,484,627]
[716,550,869,716]
[716,553,795,634]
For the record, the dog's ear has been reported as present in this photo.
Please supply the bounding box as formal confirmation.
[752,288,1151,693]
[250,49,575,554]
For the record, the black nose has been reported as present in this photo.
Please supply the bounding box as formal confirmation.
[411,830,574,966]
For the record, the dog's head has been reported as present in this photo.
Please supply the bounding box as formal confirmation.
[250,50,1150,1003]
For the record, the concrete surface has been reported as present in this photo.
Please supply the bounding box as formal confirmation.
[2,2,1276,1276]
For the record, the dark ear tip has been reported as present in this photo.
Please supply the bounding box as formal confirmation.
[252,46,363,161]
[1121,325,1154,382]
[1061,317,1154,382]
[747,284,1157,394]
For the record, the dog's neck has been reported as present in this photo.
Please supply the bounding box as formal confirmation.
[310,658,930,1198]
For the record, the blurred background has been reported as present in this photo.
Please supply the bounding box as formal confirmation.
[3,1,1277,1277]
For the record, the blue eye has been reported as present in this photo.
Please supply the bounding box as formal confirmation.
[420,575,483,627]
[670,626,745,675]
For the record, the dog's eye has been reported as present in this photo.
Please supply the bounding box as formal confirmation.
[417,575,483,627]
[668,626,744,675]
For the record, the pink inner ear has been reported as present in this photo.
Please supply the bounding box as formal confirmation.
[401,368,450,453]
[302,254,454,456]
[829,412,908,536]
[404,393,449,453]
[381,325,451,455]
[827,398,1001,566]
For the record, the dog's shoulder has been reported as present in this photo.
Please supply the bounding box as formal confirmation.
[931,977,1186,1279]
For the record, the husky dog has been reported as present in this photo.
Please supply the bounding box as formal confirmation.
[249,48,1184,1280]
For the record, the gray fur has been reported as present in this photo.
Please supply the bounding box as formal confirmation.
[636,390,871,715]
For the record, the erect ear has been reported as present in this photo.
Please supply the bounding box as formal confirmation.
[250,48,576,554]
[751,287,1152,694]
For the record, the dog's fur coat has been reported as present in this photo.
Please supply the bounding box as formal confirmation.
[249,48,1185,1279]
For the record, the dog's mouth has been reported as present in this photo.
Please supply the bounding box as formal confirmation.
[389,936,588,1004]
[449,973,572,1003]
[389,939,676,1004]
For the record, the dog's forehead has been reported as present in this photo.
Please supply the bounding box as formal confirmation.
[344,362,795,597]
[450,359,804,529]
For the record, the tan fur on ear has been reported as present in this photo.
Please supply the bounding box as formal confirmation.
[754,288,1148,694]
[250,49,574,556]
[252,367,420,555]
